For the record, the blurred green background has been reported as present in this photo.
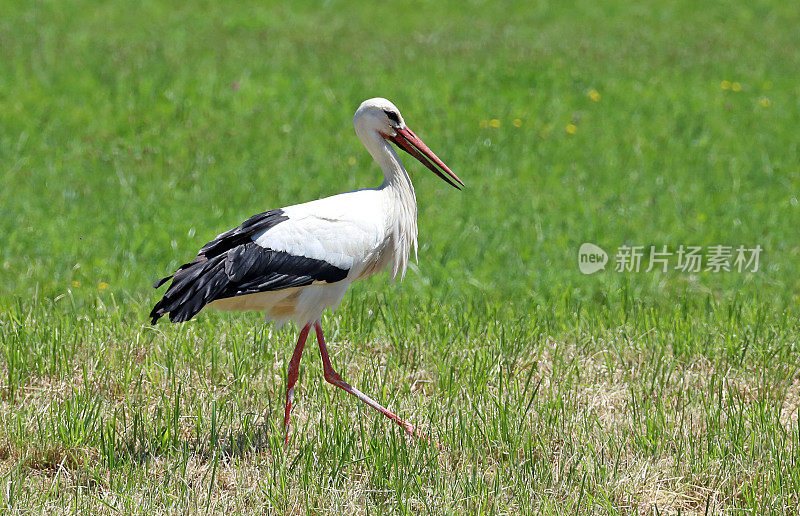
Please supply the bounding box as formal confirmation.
[2,0,798,311]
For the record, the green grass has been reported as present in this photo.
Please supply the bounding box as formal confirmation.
[1,0,800,512]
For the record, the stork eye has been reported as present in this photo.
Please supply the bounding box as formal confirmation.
[383,110,400,124]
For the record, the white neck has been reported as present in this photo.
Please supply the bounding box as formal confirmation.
[357,129,419,279]
[357,130,412,190]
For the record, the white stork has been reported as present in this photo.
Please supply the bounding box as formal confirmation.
[150,97,464,443]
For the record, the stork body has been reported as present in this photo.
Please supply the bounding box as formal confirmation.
[150,98,463,443]
[207,178,416,328]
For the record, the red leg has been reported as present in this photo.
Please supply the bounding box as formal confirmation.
[284,323,311,445]
[313,321,432,443]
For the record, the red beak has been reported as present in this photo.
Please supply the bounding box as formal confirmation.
[388,126,464,190]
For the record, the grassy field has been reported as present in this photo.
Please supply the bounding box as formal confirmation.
[1,0,800,512]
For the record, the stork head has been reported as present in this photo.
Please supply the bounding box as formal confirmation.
[354,98,464,190]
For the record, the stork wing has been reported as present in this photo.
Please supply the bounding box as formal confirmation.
[150,208,350,324]
[152,209,289,289]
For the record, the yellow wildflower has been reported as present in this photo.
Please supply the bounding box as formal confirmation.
[565,124,578,135]
[98,281,110,291]
[347,157,356,166]
[588,89,601,102]
[758,97,771,107]
[71,280,81,288]
[720,80,731,90]
[731,82,742,92]
[489,119,501,128]
[513,118,522,127]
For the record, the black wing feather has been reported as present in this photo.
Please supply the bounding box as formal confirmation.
[149,209,349,324]
[199,209,289,256]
